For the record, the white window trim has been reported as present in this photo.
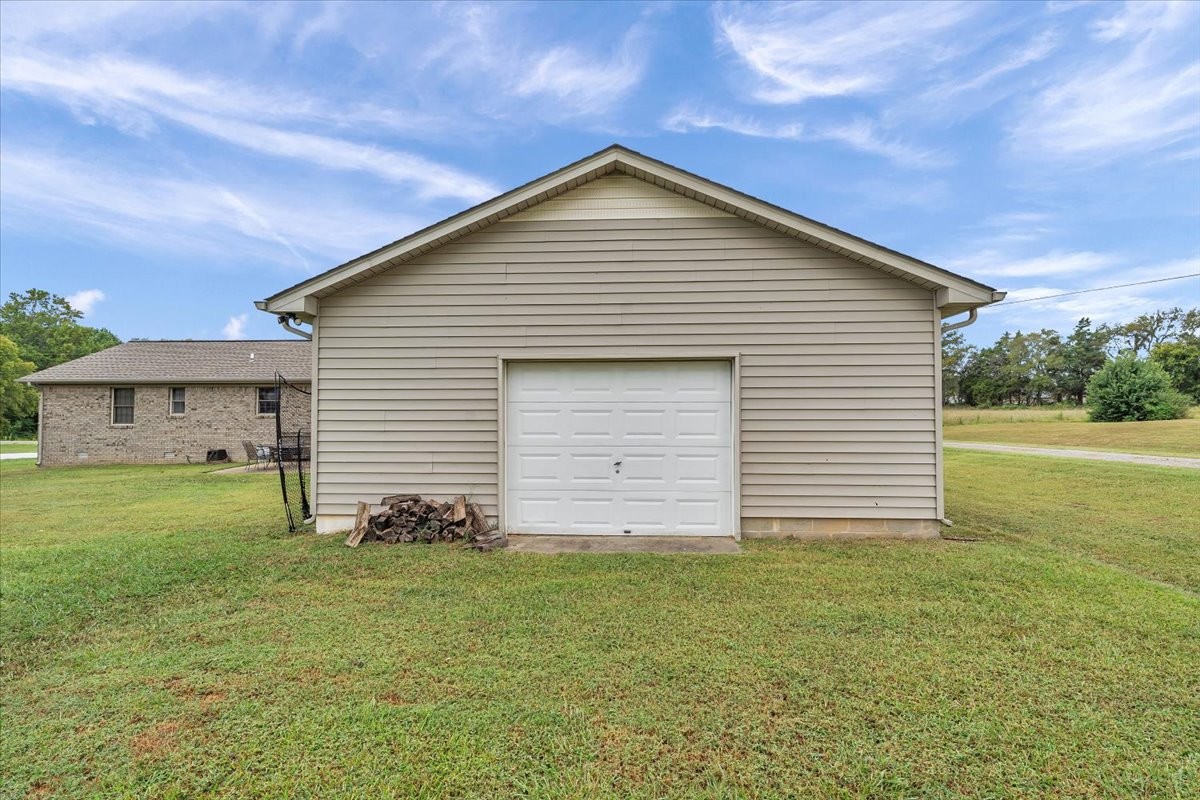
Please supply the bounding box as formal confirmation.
[256,386,279,417]
[111,386,135,427]
[168,387,186,417]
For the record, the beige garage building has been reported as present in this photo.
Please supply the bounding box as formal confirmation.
[257,146,1003,538]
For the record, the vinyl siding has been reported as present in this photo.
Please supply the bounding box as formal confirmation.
[316,175,938,521]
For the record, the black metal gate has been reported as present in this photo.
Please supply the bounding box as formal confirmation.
[275,373,311,532]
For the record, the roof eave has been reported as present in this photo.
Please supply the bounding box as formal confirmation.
[258,144,999,314]
[21,377,311,386]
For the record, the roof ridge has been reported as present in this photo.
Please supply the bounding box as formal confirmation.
[259,144,1001,312]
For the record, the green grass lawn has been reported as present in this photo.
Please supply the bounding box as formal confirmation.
[943,408,1200,457]
[2,456,1197,798]
[0,441,37,455]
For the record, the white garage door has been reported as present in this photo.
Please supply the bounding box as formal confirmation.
[505,360,733,536]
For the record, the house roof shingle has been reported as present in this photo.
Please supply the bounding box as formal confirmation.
[19,340,311,385]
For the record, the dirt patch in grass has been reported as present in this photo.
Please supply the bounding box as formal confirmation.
[130,720,183,758]
[24,780,58,800]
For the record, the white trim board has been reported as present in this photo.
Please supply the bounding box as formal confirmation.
[259,146,1003,318]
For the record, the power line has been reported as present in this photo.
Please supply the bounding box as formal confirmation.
[993,272,1200,306]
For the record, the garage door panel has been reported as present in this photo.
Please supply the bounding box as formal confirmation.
[508,403,731,447]
[621,454,667,486]
[625,498,669,529]
[677,409,723,441]
[508,360,729,403]
[508,448,730,492]
[679,498,723,527]
[512,408,561,439]
[507,491,731,535]
[677,453,723,485]
[572,409,617,439]
[517,496,560,525]
[572,453,616,484]
[506,360,733,535]
[514,452,561,483]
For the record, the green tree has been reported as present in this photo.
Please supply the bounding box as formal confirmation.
[0,289,121,437]
[1150,341,1200,403]
[1113,307,1188,357]
[1180,308,1200,345]
[959,339,1008,406]
[1059,318,1112,405]
[0,334,38,438]
[0,289,120,371]
[940,329,975,404]
[1086,355,1190,422]
[1024,329,1065,404]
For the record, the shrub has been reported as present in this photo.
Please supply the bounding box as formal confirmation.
[1150,341,1200,403]
[1086,355,1191,422]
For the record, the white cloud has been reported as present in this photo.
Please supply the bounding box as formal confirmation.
[963,249,1121,279]
[662,107,948,169]
[0,1,223,47]
[66,288,105,315]
[662,106,805,140]
[918,29,1060,109]
[293,0,344,51]
[165,109,498,202]
[515,38,646,114]
[980,256,1200,330]
[0,51,498,201]
[715,1,980,104]
[0,147,422,267]
[1090,0,1194,42]
[423,3,649,119]
[223,313,248,340]
[815,119,953,170]
[1009,1,1200,161]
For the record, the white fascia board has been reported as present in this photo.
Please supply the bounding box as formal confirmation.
[260,155,622,312]
[259,146,999,314]
[615,151,995,300]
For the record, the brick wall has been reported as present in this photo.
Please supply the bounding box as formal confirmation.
[37,383,311,466]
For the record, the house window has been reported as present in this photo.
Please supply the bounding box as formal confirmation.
[169,387,186,415]
[112,387,135,425]
[257,386,279,415]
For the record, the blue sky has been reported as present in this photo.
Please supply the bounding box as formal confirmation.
[1,0,1197,346]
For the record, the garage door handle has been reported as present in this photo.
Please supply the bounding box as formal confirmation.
[613,461,622,467]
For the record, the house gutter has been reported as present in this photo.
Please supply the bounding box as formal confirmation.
[254,300,311,340]
[940,291,1006,332]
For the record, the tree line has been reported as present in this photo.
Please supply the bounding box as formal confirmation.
[942,306,1200,408]
[0,289,121,438]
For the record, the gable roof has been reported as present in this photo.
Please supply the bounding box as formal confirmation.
[19,340,310,385]
[258,144,1003,319]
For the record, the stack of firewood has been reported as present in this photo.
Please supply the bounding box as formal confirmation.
[344,494,506,551]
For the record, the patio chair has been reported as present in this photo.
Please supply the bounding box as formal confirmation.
[241,440,272,471]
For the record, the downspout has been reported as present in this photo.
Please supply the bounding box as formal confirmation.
[276,314,312,340]
[940,308,977,332]
[937,307,976,529]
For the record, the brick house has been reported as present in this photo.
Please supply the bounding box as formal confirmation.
[20,340,310,466]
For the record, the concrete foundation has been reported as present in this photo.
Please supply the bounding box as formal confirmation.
[506,535,741,554]
[740,517,940,540]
